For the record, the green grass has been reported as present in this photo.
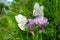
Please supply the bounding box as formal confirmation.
[0,0,60,40]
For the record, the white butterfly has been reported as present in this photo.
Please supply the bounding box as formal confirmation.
[15,14,28,31]
[33,2,44,17]
[15,2,44,34]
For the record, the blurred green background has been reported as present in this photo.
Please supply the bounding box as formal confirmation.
[0,0,60,40]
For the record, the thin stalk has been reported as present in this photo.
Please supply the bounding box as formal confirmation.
[55,0,58,40]
[27,32,28,40]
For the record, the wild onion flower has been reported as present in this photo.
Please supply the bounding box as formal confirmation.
[33,16,49,26]
[26,16,49,33]
[27,19,34,27]
[27,17,49,27]
[25,19,34,32]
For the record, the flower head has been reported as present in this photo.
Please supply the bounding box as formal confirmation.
[33,16,49,26]
[27,19,34,27]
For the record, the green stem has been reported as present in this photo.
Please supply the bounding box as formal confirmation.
[27,32,28,40]
[39,33,42,40]
[41,33,42,40]
[33,35,35,40]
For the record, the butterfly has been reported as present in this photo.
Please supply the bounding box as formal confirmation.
[15,2,48,35]
[33,2,44,17]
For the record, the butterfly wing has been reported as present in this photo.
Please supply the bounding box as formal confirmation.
[33,2,44,17]
[15,14,28,30]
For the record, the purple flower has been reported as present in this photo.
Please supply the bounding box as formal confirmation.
[33,17,49,26]
[28,19,34,25]
[26,17,49,28]
[27,19,34,27]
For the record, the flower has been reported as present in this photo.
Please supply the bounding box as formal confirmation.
[28,19,34,25]
[33,17,49,26]
[33,16,49,33]
[26,16,49,28]
[26,19,34,27]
